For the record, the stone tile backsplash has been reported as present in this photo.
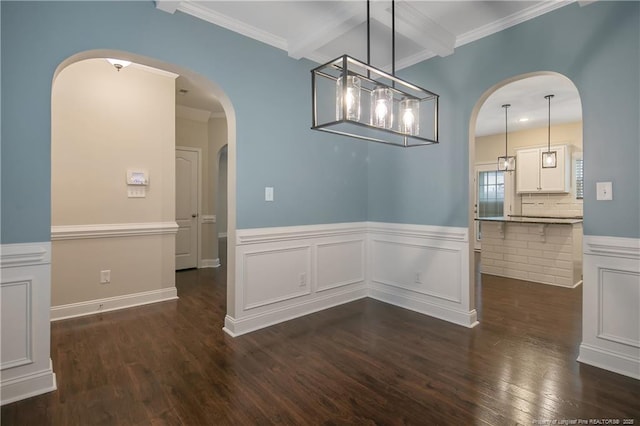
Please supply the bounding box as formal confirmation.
[520,193,583,217]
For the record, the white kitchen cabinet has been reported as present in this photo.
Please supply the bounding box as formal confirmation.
[516,145,571,193]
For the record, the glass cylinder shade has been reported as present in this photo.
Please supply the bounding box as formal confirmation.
[399,97,420,135]
[542,151,557,168]
[336,75,361,121]
[371,85,394,129]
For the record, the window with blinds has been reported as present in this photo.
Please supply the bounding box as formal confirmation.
[575,158,584,199]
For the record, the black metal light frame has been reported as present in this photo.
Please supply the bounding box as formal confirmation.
[542,94,557,168]
[310,1,439,148]
[497,103,516,172]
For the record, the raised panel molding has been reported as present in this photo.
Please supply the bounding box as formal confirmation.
[597,268,640,348]
[316,240,365,292]
[1,242,57,406]
[242,246,312,310]
[579,235,640,380]
[51,222,179,240]
[370,239,462,303]
[0,280,33,369]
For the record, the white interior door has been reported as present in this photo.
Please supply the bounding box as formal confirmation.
[175,149,199,270]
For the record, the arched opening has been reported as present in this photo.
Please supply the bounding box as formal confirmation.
[468,71,583,329]
[50,49,238,325]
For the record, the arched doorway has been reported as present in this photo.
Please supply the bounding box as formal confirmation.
[468,71,583,323]
[50,50,238,325]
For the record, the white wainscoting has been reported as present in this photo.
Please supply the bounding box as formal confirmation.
[578,235,640,379]
[368,222,478,328]
[224,222,476,336]
[1,242,57,405]
[224,223,368,336]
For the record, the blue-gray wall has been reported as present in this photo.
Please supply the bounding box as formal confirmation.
[1,1,638,244]
[369,1,639,238]
[0,1,369,244]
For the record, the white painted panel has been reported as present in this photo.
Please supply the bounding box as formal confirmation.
[371,239,461,303]
[243,246,311,310]
[316,240,364,291]
[0,280,32,369]
[599,269,640,348]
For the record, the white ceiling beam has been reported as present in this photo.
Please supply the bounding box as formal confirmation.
[372,1,455,59]
[155,0,181,14]
[287,2,365,60]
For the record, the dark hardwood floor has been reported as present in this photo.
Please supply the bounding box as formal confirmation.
[2,249,639,425]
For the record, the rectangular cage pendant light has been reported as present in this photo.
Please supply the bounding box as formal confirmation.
[311,55,439,147]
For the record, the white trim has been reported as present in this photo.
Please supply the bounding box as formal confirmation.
[223,287,367,337]
[369,287,479,329]
[177,1,287,51]
[201,258,221,268]
[218,232,228,239]
[456,1,573,50]
[1,360,57,406]
[0,279,33,370]
[176,105,211,123]
[578,344,640,380]
[50,287,178,321]
[584,235,640,259]
[236,222,368,245]
[367,221,468,242]
[0,242,51,268]
[209,112,226,119]
[51,222,178,241]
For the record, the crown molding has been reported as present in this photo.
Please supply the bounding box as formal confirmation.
[456,1,574,49]
[177,1,287,51]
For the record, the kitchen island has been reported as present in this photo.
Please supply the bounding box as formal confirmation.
[477,216,583,287]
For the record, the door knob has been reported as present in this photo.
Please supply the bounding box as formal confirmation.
[192,213,197,218]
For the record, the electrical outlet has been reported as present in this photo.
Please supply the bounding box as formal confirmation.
[100,270,111,284]
[299,273,306,287]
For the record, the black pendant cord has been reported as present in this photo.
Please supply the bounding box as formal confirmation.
[503,104,510,156]
[546,94,554,151]
[392,0,396,77]
[367,0,370,66]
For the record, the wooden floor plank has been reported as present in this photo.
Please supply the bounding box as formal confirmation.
[2,251,639,425]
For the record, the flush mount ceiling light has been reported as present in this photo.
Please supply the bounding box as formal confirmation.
[542,94,557,168]
[311,0,439,147]
[106,58,132,72]
[497,104,516,172]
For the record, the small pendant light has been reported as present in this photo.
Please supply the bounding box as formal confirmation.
[542,94,557,168]
[497,104,515,171]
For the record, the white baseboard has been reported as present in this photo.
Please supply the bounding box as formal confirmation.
[223,287,367,337]
[201,258,221,268]
[1,359,57,406]
[218,232,227,239]
[369,287,479,328]
[578,343,640,380]
[50,287,178,321]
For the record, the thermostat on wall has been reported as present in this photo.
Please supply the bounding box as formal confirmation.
[126,169,149,186]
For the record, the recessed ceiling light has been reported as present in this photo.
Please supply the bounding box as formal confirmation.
[178,88,189,95]
[519,117,529,122]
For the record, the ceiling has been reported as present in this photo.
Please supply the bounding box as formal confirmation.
[160,0,584,134]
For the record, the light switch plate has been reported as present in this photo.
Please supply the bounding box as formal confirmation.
[128,186,146,198]
[265,186,274,202]
[596,182,612,201]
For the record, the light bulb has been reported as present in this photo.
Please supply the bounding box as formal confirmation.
[371,85,393,129]
[336,75,361,121]
[399,97,420,135]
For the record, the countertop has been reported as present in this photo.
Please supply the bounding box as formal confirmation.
[475,215,583,225]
